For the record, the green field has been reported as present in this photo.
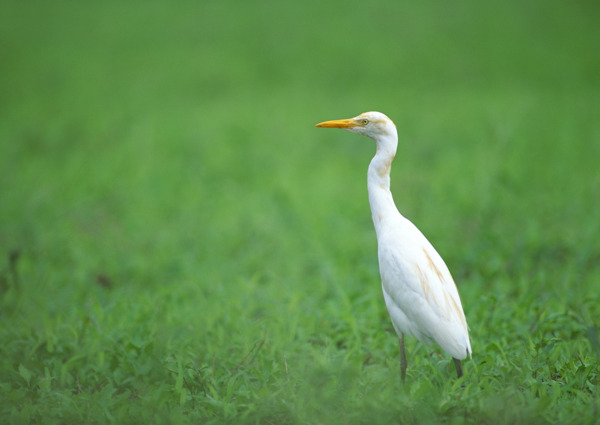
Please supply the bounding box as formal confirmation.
[1,0,599,423]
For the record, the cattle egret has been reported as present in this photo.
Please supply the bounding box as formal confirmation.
[316,111,471,380]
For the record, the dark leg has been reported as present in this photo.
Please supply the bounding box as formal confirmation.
[399,335,407,382]
[453,358,463,378]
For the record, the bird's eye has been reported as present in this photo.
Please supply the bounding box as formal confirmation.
[361,119,369,125]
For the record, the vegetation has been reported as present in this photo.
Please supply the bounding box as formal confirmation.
[1,0,598,423]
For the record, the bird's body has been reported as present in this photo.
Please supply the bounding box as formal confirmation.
[316,111,471,379]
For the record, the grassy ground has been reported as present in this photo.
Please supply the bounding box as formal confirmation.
[1,0,599,423]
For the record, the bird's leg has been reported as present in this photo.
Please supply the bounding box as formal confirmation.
[453,358,463,378]
[399,335,407,382]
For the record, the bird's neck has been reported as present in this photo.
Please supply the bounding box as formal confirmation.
[367,136,401,235]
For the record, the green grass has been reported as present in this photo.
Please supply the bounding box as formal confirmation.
[1,0,599,423]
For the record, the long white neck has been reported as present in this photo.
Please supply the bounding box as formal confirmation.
[367,132,402,238]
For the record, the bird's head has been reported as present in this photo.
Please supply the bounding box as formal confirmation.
[315,111,396,140]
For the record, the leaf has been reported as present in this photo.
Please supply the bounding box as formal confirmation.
[39,367,52,392]
[18,364,32,386]
[175,361,184,392]
[179,387,188,408]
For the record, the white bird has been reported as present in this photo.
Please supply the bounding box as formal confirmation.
[316,111,471,380]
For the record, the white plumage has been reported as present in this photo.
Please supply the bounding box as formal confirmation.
[316,111,471,379]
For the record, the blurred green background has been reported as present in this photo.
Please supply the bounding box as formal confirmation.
[1,0,599,423]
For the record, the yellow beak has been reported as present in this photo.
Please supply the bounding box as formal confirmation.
[315,118,359,128]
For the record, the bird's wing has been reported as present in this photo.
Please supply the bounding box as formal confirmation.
[379,220,471,359]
